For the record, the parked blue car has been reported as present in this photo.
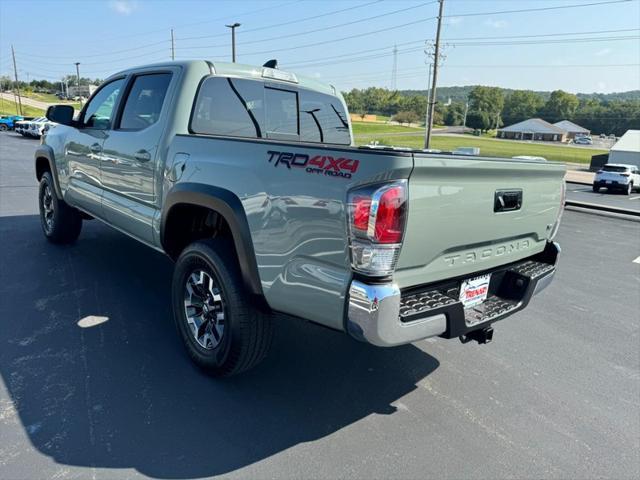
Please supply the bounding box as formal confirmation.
[0,115,24,131]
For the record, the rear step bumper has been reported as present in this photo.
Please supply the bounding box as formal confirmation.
[346,241,560,347]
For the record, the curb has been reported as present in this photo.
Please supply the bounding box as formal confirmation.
[565,200,640,217]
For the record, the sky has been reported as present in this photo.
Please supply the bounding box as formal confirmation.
[1,0,639,94]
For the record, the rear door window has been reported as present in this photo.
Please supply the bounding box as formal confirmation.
[119,73,172,130]
[191,77,264,138]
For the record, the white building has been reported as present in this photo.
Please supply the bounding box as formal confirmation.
[553,120,590,140]
[67,85,97,98]
[609,130,640,166]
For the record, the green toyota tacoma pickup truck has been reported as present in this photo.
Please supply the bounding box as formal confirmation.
[36,60,565,376]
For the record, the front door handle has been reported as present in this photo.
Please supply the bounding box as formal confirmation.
[134,150,151,163]
[90,143,102,153]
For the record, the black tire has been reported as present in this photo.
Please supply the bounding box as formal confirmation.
[38,171,82,244]
[592,184,599,193]
[0,124,7,131]
[625,182,633,195]
[172,239,273,377]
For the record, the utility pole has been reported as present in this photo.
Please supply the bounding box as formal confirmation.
[423,62,432,142]
[425,0,445,149]
[171,28,175,60]
[391,45,398,91]
[225,23,240,62]
[462,101,469,130]
[74,62,82,107]
[11,45,23,116]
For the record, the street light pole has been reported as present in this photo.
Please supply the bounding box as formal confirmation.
[225,23,241,62]
[74,62,82,108]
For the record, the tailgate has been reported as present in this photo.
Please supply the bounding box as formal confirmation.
[394,155,565,289]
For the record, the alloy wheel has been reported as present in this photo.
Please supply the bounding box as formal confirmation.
[42,185,55,233]
[183,269,226,349]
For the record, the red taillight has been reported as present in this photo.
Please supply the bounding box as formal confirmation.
[347,181,408,276]
[374,186,406,243]
[352,196,371,232]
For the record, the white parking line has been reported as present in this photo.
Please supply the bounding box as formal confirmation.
[633,256,640,264]
[628,195,640,201]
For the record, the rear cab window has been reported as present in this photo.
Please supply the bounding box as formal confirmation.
[190,75,351,145]
[602,165,629,173]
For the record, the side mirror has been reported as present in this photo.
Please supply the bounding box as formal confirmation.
[46,105,75,126]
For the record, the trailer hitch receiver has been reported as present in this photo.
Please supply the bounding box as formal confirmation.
[459,326,494,345]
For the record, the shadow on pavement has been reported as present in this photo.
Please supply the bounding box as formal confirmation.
[0,215,439,478]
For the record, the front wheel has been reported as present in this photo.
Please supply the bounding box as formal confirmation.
[592,184,600,193]
[0,124,7,131]
[171,239,273,377]
[38,172,82,244]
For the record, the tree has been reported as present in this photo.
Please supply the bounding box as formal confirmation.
[503,90,544,125]
[443,101,466,126]
[466,110,493,132]
[393,111,419,125]
[542,90,579,122]
[468,86,504,117]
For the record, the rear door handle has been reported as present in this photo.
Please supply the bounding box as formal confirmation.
[134,150,151,163]
[90,143,102,153]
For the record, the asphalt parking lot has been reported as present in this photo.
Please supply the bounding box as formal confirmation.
[566,181,640,213]
[1,132,639,479]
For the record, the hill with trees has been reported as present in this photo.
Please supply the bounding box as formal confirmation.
[344,86,640,136]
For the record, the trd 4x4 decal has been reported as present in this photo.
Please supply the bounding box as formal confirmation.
[267,150,359,179]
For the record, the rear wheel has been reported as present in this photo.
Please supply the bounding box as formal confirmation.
[38,172,82,244]
[0,124,7,131]
[592,184,600,193]
[172,239,273,377]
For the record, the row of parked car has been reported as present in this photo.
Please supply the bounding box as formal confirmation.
[0,115,55,138]
[15,117,55,138]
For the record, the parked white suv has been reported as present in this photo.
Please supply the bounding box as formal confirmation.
[593,164,640,195]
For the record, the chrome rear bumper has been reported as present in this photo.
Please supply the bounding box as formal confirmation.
[346,242,560,347]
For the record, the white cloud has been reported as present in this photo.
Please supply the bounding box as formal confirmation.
[109,0,138,15]
[597,81,607,92]
[595,48,611,57]
[484,18,508,29]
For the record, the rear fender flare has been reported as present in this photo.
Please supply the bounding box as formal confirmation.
[161,183,263,297]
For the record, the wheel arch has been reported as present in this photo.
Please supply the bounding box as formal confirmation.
[161,183,264,298]
[34,145,63,199]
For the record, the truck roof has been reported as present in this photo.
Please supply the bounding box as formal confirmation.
[111,59,339,97]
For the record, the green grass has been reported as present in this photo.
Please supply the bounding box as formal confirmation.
[23,92,60,103]
[356,134,607,164]
[352,121,423,135]
[0,98,45,117]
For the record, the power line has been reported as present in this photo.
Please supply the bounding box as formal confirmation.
[282,27,639,69]
[176,2,437,51]
[177,0,386,41]
[445,0,633,18]
[327,63,640,83]
[14,48,170,68]
[177,16,438,58]
[15,40,171,60]
[450,35,640,46]
[11,0,301,48]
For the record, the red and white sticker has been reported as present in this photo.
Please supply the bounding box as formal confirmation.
[459,274,491,309]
